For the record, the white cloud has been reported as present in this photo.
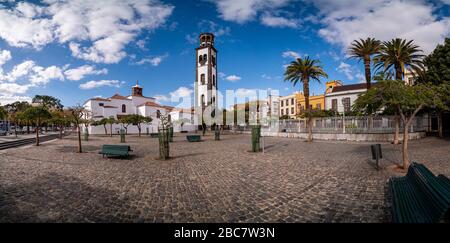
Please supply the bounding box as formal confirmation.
[211,0,291,24]
[282,51,302,59]
[79,80,123,90]
[30,66,64,85]
[5,60,36,82]
[0,82,30,95]
[218,72,226,79]
[314,0,450,53]
[226,75,242,82]
[64,65,108,81]
[0,0,174,63]
[356,72,366,83]
[261,14,299,28]
[235,88,258,99]
[0,49,12,66]
[136,54,168,66]
[261,74,272,80]
[155,86,193,108]
[336,62,354,80]
[0,95,32,105]
[198,20,231,37]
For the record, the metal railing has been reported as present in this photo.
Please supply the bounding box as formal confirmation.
[235,115,429,134]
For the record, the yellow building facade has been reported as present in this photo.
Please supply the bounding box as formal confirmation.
[296,80,342,113]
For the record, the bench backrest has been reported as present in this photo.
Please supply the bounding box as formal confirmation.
[102,145,131,151]
[407,162,450,222]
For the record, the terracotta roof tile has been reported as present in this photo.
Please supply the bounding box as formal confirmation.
[138,101,165,108]
[331,83,368,93]
[110,93,129,100]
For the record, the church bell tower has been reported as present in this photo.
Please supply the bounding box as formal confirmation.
[195,33,218,119]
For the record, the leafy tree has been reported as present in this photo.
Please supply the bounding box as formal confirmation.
[348,38,381,89]
[374,38,425,80]
[3,101,32,135]
[417,38,450,137]
[121,114,152,137]
[21,106,51,146]
[106,116,116,137]
[284,56,328,142]
[419,38,450,85]
[119,115,132,134]
[353,80,450,169]
[0,106,6,120]
[96,118,109,135]
[49,110,70,139]
[32,95,63,111]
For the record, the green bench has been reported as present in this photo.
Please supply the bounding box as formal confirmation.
[99,144,133,158]
[186,135,201,142]
[389,162,450,223]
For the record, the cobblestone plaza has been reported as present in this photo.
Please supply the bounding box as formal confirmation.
[1,134,449,223]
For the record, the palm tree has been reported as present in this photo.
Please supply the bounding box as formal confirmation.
[374,38,425,144]
[348,38,381,89]
[374,38,425,81]
[284,56,328,142]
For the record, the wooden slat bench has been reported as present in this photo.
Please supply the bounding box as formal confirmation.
[186,135,201,142]
[99,144,133,158]
[389,162,450,223]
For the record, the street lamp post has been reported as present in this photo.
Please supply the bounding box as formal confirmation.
[342,98,346,134]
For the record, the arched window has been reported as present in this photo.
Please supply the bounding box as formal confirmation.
[203,54,207,62]
[212,75,216,86]
[156,110,161,118]
[199,55,203,63]
[201,95,205,107]
[122,104,126,113]
[200,74,205,85]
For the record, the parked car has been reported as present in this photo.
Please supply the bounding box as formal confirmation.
[0,130,7,136]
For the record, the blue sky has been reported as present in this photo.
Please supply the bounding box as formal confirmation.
[0,0,449,107]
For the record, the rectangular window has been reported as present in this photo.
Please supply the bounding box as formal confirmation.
[286,108,289,115]
[281,109,284,116]
[343,97,351,112]
[291,99,294,105]
[332,99,338,111]
[99,103,104,106]
[291,107,294,114]
[281,100,284,107]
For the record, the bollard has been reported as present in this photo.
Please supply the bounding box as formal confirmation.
[371,144,382,170]
[251,125,261,152]
[215,126,220,141]
[83,128,89,141]
[120,129,125,143]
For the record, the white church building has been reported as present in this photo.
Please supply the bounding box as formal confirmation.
[83,81,197,134]
[83,33,223,134]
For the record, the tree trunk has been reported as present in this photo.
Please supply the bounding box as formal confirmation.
[303,78,312,142]
[59,125,63,139]
[364,56,371,89]
[138,125,141,137]
[77,125,82,153]
[438,111,443,138]
[35,126,40,146]
[402,121,410,169]
[103,125,107,135]
[395,64,402,81]
[110,124,113,137]
[393,116,400,144]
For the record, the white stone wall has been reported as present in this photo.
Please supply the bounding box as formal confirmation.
[325,89,366,113]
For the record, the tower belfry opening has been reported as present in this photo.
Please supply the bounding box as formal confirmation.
[195,33,218,120]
